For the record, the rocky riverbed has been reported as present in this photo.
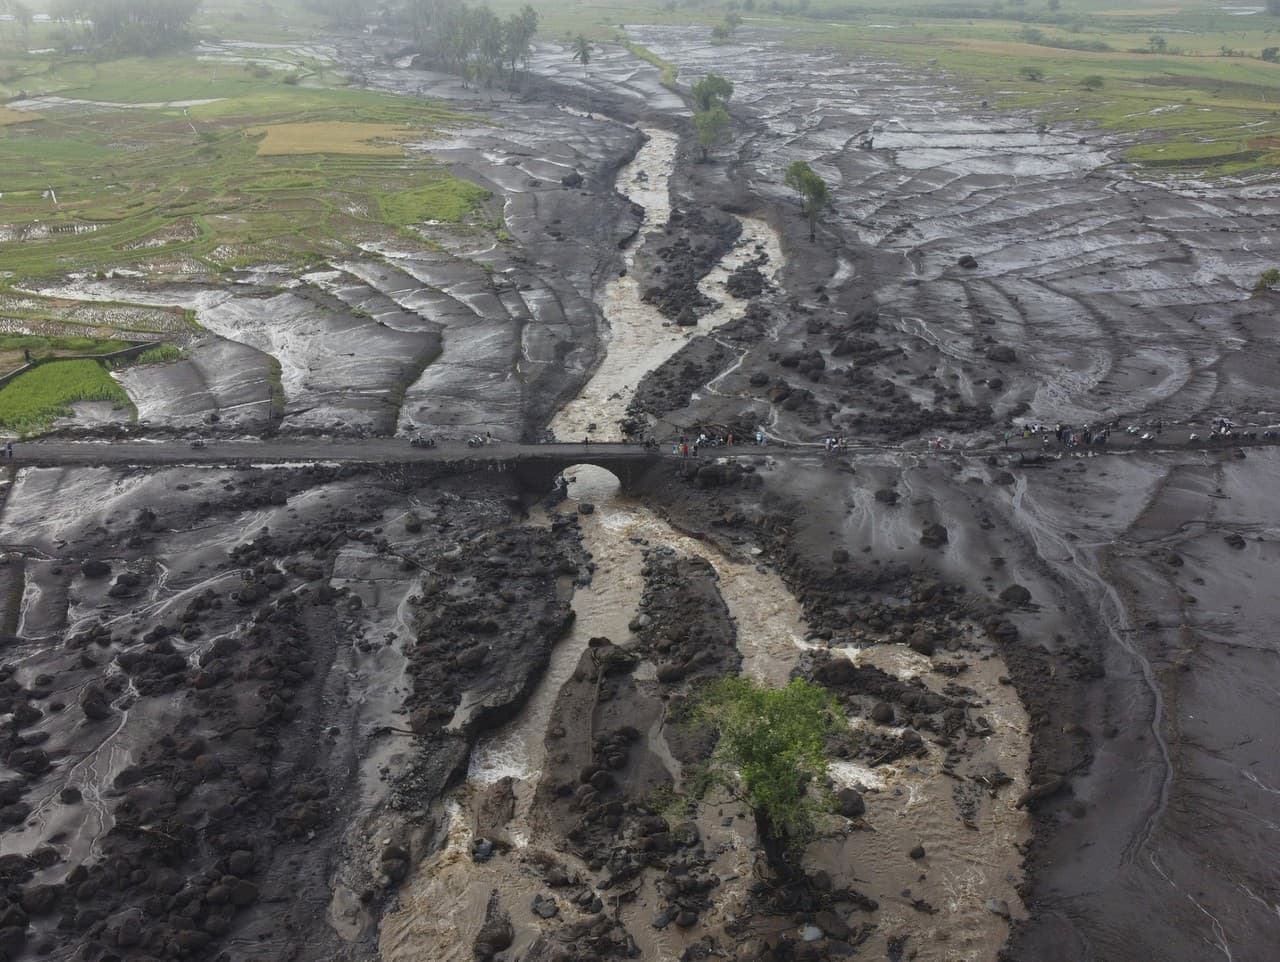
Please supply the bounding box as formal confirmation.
[0,20,1278,962]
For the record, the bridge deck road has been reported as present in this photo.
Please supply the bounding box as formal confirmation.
[8,439,681,468]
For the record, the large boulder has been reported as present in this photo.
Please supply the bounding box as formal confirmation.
[920,523,949,548]
[835,788,866,819]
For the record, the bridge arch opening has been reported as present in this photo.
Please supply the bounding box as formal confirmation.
[559,463,622,504]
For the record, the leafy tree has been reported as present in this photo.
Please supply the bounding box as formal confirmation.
[1148,34,1167,54]
[1018,64,1045,81]
[1079,74,1104,90]
[692,103,730,160]
[784,159,830,243]
[684,678,842,875]
[503,5,539,82]
[1255,267,1280,293]
[691,72,733,112]
[1262,47,1278,63]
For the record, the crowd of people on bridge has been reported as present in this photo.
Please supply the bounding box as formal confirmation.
[1007,421,1116,449]
[668,430,772,458]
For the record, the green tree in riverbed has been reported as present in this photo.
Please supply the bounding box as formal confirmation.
[784,159,830,243]
[684,677,842,876]
[691,72,734,112]
[1254,267,1280,294]
[690,73,734,161]
[693,103,731,161]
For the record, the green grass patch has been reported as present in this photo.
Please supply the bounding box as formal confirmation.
[119,344,187,366]
[0,56,484,280]
[0,334,133,376]
[625,41,680,88]
[378,174,493,226]
[0,359,132,436]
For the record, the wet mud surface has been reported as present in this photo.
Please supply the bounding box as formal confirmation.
[2,20,1279,962]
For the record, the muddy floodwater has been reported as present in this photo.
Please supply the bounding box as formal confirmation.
[384,465,1029,962]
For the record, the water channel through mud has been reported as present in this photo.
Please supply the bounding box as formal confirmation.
[549,127,782,443]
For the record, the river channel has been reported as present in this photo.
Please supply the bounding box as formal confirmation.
[381,114,1030,962]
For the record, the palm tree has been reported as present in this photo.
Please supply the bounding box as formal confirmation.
[571,34,592,109]
[571,34,591,76]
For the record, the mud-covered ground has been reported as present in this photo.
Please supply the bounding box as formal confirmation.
[1,20,1279,962]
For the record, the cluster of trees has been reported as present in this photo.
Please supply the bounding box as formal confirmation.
[43,0,201,54]
[690,72,732,160]
[410,0,538,87]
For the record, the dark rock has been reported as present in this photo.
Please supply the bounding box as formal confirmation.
[870,702,895,725]
[7,749,50,776]
[999,584,1031,606]
[815,909,849,941]
[0,927,24,955]
[382,859,409,883]
[560,171,583,188]
[874,488,899,505]
[907,629,936,656]
[957,254,979,269]
[476,916,513,952]
[80,560,110,579]
[79,685,114,721]
[919,523,949,548]
[19,885,59,916]
[835,788,866,819]
[471,838,494,863]
[228,880,258,908]
[0,903,27,929]
[909,845,926,860]
[987,345,1016,363]
[531,894,559,919]
[1224,533,1246,549]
